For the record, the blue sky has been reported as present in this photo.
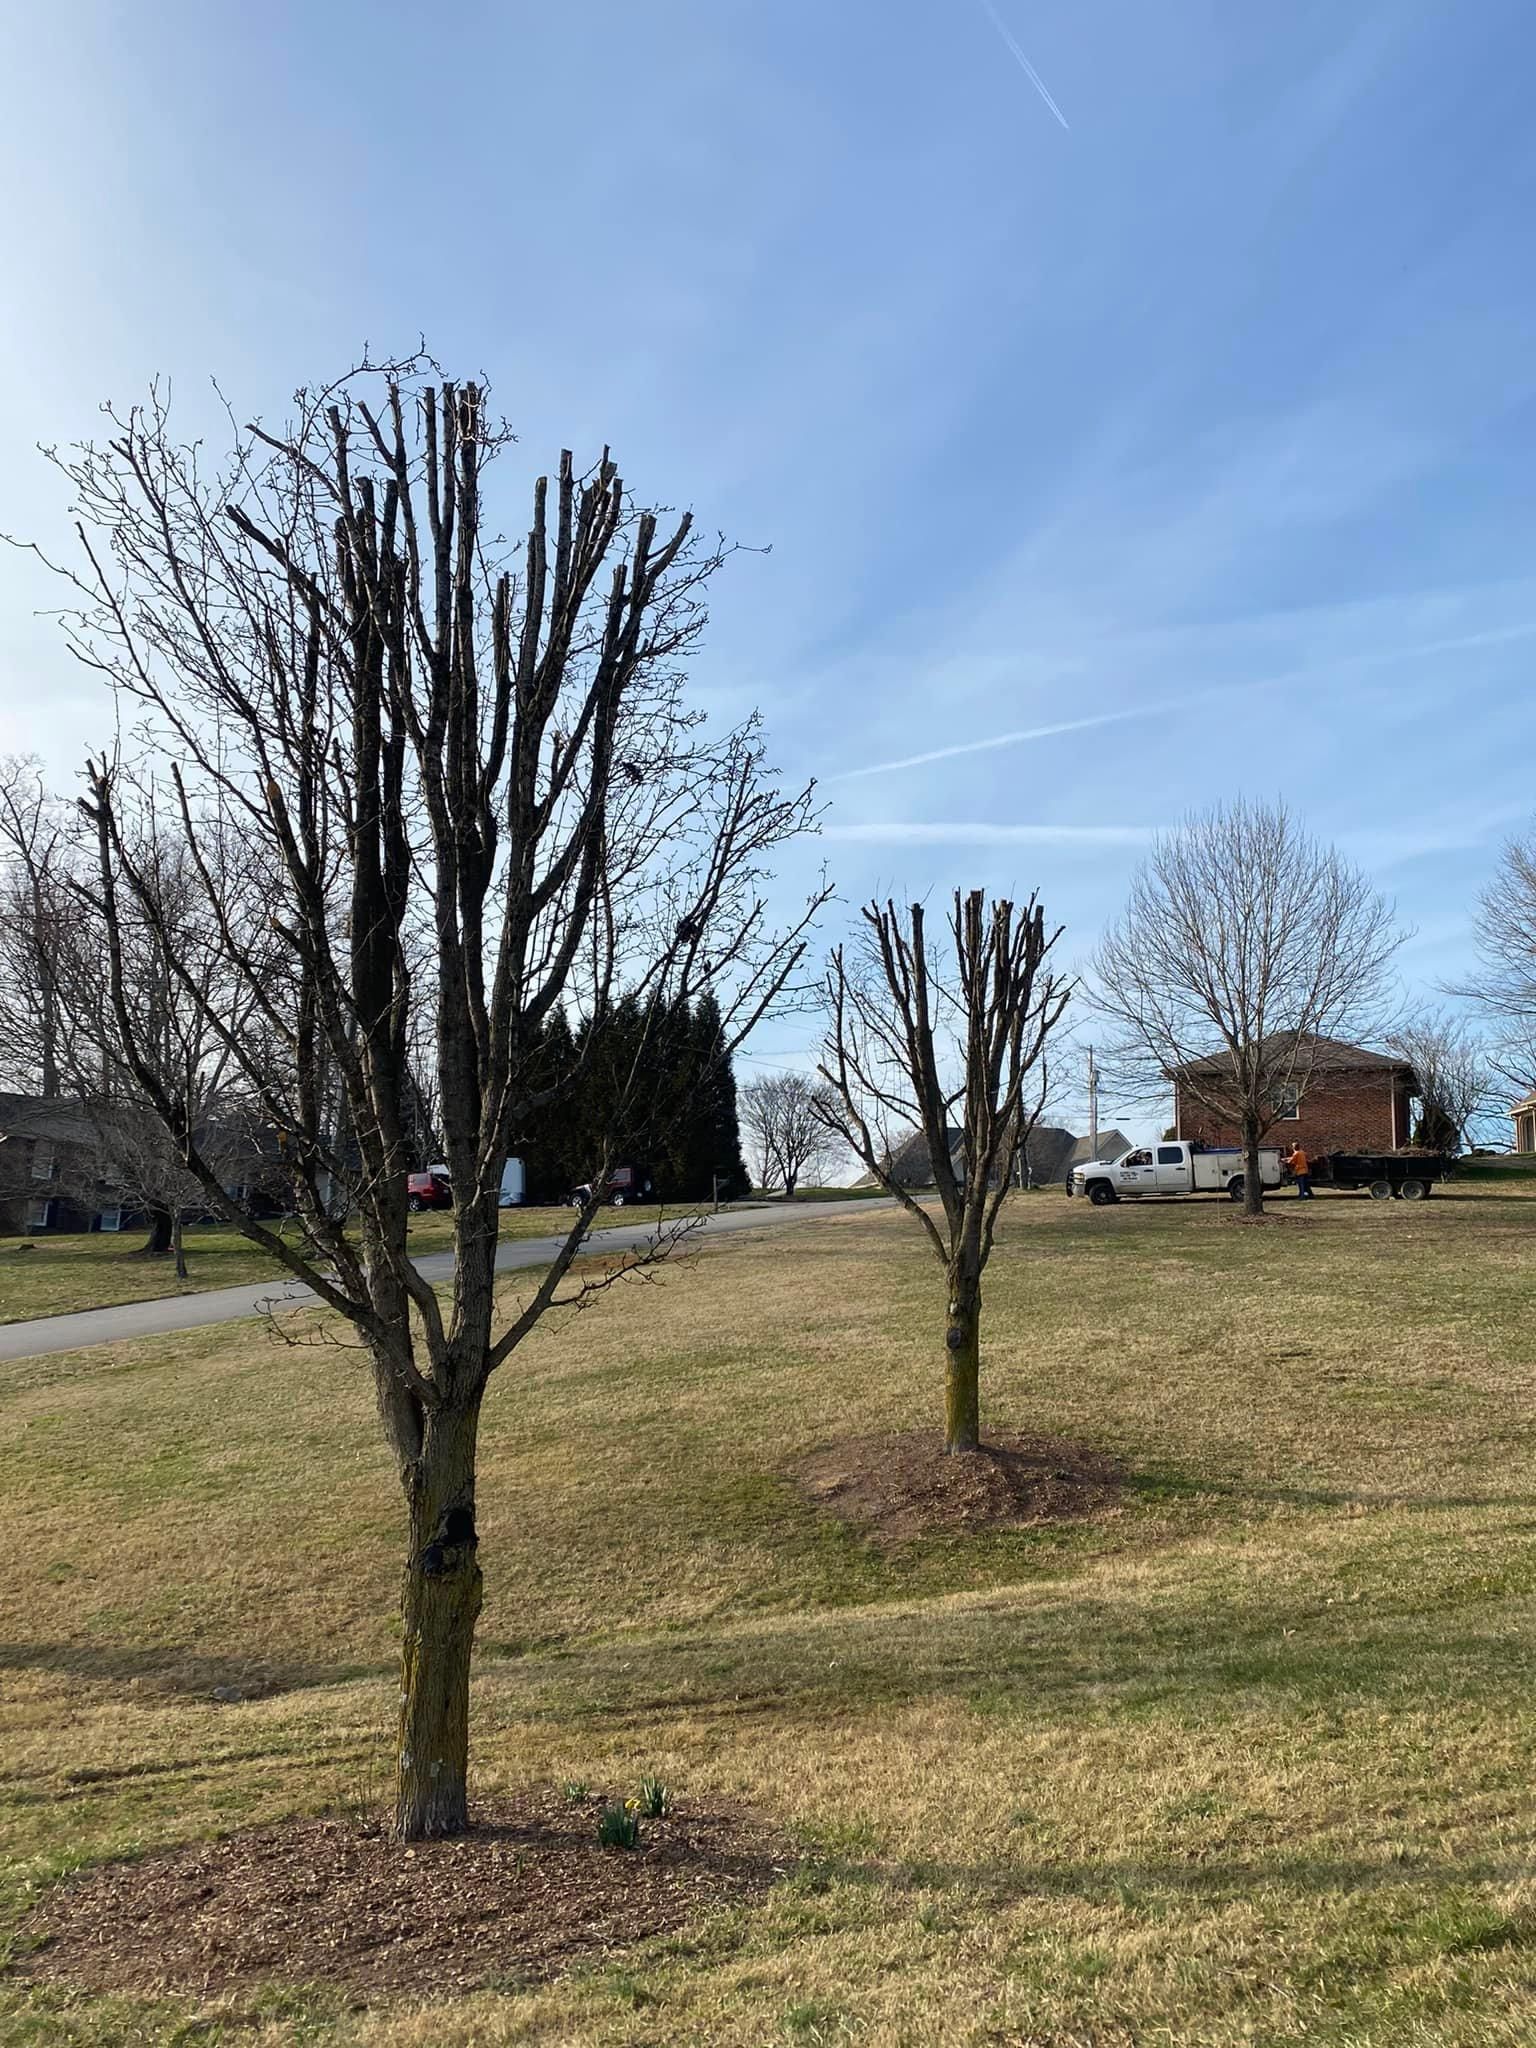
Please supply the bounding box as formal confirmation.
[2,0,1534,1133]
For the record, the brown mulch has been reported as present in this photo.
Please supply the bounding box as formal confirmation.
[795,1429,1125,1546]
[23,1790,790,2000]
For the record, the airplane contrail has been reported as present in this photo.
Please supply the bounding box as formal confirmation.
[827,616,1536,785]
[830,705,1166,782]
[977,0,1071,130]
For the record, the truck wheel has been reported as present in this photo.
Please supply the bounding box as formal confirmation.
[407,1194,423,1214]
[1367,1179,1393,1201]
[1399,1178,1427,1201]
[612,1192,627,1207]
[1087,1182,1117,1206]
[1226,1176,1245,1202]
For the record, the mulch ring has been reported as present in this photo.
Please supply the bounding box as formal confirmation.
[23,1789,791,2000]
[795,1429,1125,1546]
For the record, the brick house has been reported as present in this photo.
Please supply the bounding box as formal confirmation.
[1172,1035,1419,1155]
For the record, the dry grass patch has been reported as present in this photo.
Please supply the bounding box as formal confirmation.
[6,1184,1536,2042]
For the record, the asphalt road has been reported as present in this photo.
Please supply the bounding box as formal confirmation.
[0,1198,892,1363]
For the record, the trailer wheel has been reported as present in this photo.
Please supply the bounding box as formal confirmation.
[1367,1179,1393,1201]
[1226,1175,1245,1202]
[1399,1178,1427,1201]
[1087,1181,1117,1206]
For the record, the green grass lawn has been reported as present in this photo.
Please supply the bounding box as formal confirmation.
[0,1205,672,1325]
[5,1181,1536,2042]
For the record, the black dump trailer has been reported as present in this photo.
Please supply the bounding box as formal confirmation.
[1320,1152,1450,1201]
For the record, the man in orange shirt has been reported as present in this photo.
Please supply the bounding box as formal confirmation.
[1284,1142,1313,1199]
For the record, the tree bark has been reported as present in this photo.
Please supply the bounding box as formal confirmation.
[944,1269,982,1453]
[135,1204,173,1256]
[172,1209,187,1280]
[396,1397,484,1840]
[1241,1112,1264,1218]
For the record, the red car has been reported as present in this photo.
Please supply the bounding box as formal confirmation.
[406,1167,453,1213]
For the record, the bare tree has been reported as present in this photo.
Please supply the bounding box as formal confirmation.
[1462,826,1536,1122]
[816,891,1068,1453]
[1092,801,1400,1215]
[62,823,272,1271]
[1386,1010,1492,1155]
[739,1071,841,1193]
[0,756,77,1099]
[29,356,825,1838]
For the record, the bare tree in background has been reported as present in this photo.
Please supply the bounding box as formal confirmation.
[1462,826,1536,1118]
[739,1071,842,1193]
[0,756,76,1099]
[28,355,825,1838]
[63,823,272,1272]
[1092,801,1400,1216]
[1386,1010,1492,1154]
[816,891,1068,1454]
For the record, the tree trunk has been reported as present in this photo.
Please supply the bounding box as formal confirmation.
[135,1204,173,1256]
[1241,1113,1264,1218]
[172,1209,187,1280]
[396,1397,484,1840]
[944,1270,982,1453]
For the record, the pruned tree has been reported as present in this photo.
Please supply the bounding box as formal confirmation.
[29,355,825,1838]
[1092,801,1400,1215]
[1386,1010,1492,1154]
[739,1071,841,1194]
[816,890,1068,1453]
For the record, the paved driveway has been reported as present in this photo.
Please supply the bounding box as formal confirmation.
[0,1198,891,1362]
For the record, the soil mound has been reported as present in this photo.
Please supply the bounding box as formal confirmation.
[25,1788,787,1999]
[796,1429,1124,1545]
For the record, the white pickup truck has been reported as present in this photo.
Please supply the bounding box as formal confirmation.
[1070,1140,1283,1206]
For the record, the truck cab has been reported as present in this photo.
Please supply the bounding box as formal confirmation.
[1071,1140,1283,1205]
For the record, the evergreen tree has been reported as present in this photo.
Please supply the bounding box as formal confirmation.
[679,992,750,1201]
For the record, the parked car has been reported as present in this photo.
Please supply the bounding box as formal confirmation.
[1071,1140,1283,1206]
[568,1163,656,1208]
[1071,1140,1451,1206]
[406,1166,453,1213]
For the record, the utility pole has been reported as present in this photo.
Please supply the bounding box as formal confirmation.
[1087,1044,1098,1159]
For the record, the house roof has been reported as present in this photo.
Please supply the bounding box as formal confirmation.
[1511,1091,1536,1115]
[0,1092,104,1145]
[885,1126,960,1185]
[882,1122,1126,1186]
[1172,1033,1414,1080]
[1067,1129,1130,1168]
[1021,1125,1076,1183]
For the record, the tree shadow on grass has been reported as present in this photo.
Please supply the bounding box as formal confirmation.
[0,1640,389,1700]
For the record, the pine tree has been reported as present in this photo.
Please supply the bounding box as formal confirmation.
[680,993,750,1201]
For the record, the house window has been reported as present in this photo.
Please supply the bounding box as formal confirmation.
[24,1198,52,1231]
[30,1139,55,1182]
[1272,1083,1300,1121]
[96,1206,123,1234]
